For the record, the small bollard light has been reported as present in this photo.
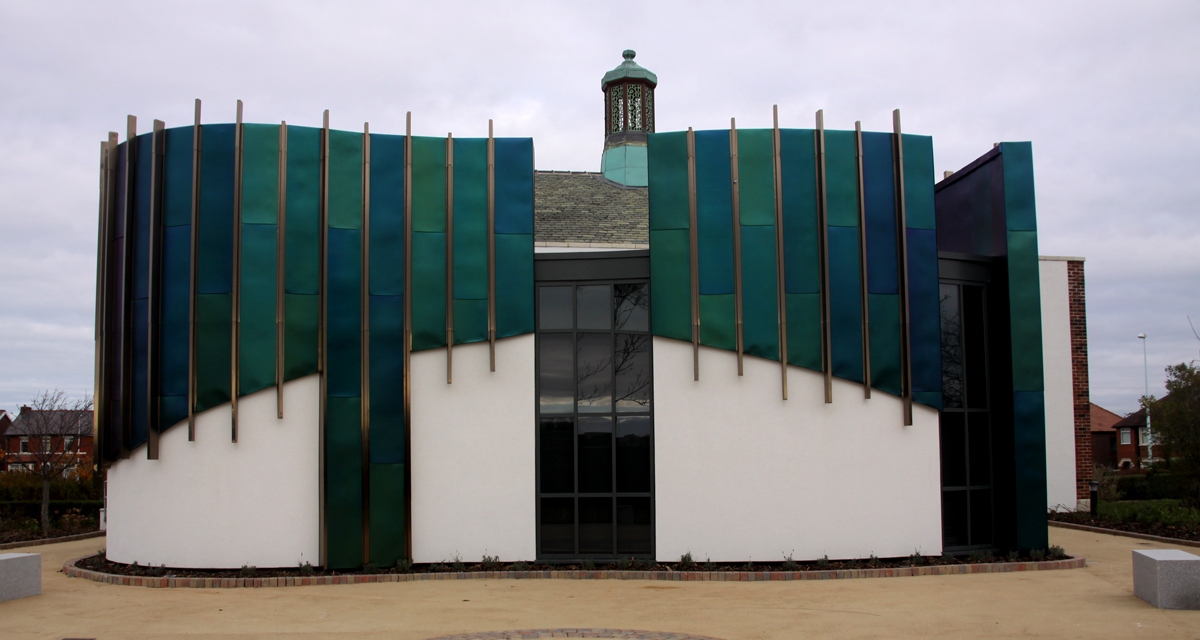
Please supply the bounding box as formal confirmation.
[1089,480,1100,517]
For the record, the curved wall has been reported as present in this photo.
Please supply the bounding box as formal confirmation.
[653,338,942,563]
[106,375,320,568]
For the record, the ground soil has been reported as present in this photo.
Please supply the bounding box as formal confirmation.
[1049,510,1200,542]
[0,525,99,545]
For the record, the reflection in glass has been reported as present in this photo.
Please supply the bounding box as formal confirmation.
[615,333,651,412]
[577,285,612,330]
[540,418,574,493]
[940,283,963,408]
[616,497,652,554]
[616,416,652,492]
[969,489,993,545]
[579,497,614,554]
[963,285,988,409]
[539,333,574,414]
[578,417,613,493]
[540,498,575,554]
[539,286,573,330]
[614,284,649,331]
[968,414,991,487]
[941,491,968,548]
[939,412,966,487]
[577,333,613,413]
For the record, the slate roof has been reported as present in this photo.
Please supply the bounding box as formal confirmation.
[534,171,648,247]
[7,410,93,436]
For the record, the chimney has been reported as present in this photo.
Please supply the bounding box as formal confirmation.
[20,405,32,414]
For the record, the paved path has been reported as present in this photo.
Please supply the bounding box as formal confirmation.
[3,527,1198,639]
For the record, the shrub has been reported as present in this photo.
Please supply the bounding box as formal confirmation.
[510,561,528,571]
[362,562,380,574]
[678,552,695,569]
[395,558,413,572]
[1030,549,1045,561]
[299,561,316,576]
[1006,550,1019,562]
[781,554,798,571]
[451,554,466,572]
[868,554,881,567]
[704,558,715,571]
[1048,546,1067,560]
[482,555,500,570]
[816,555,829,568]
[617,557,632,570]
[240,565,257,577]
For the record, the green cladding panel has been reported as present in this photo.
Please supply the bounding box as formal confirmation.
[647,132,692,343]
[325,396,363,569]
[238,124,279,396]
[284,125,321,381]
[647,132,689,231]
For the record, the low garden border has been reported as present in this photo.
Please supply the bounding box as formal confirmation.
[63,554,1085,589]
[0,529,104,551]
[1049,520,1200,548]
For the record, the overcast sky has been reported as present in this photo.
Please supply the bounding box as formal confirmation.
[1,0,1197,416]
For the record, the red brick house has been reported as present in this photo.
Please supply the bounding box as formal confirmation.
[1112,400,1166,471]
[0,406,94,474]
[1089,403,1122,469]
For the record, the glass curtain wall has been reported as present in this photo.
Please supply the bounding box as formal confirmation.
[939,281,994,551]
[536,281,653,560]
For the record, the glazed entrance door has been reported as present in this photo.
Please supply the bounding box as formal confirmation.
[535,281,654,561]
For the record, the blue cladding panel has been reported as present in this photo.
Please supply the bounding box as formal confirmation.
[779,129,820,295]
[867,293,903,397]
[495,232,534,338]
[369,133,405,297]
[740,224,779,361]
[694,130,734,295]
[197,124,235,295]
[494,138,534,235]
[285,125,321,295]
[369,295,405,464]
[130,134,153,448]
[162,127,193,227]
[1013,390,1049,549]
[827,226,863,383]
[159,224,190,404]
[861,132,899,295]
[902,134,936,231]
[327,228,361,398]
[906,227,941,408]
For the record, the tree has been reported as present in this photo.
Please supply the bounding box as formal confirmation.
[3,390,93,531]
[1144,362,1200,506]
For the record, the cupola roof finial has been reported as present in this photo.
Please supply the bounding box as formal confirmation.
[601,49,657,90]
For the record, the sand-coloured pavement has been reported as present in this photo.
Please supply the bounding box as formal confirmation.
[2,527,1198,639]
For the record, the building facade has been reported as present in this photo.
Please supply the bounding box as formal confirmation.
[96,53,1079,569]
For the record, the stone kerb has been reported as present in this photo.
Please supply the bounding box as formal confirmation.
[0,553,42,602]
[1133,549,1200,610]
[63,555,1087,589]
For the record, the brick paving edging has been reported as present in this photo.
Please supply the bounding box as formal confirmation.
[0,530,104,551]
[424,629,724,640]
[62,555,1085,589]
[1049,519,1200,549]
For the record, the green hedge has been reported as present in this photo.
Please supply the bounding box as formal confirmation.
[0,500,103,522]
[1116,472,1188,501]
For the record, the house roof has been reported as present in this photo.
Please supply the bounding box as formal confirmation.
[1090,403,1123,432]
[7,410,93,437]
[534,171,648,247]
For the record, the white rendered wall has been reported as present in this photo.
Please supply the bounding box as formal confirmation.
[653,338,942,563]
[1040,258,1077,511]
[410,335,536,563]
[106,374,320,568]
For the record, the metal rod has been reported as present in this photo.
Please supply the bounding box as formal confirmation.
[730,118,744,376]
[188,99,201,441]
[231,100,243,443]
[403,111,414,563]
[487,120,496,372]
[94,139,111,469]
[147,119,166,460]
[277,122,287,419]
[445,133,454,383]
[686,127,700,381]
[772,106,788,400]
[121,115,136,459]
[318,109,330,567]
[361,121,372,566]
[815,110,833,404]
[893,109,913,426]
[855,121,871,400]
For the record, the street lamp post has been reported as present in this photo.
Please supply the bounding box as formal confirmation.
[1138,333,1153,463]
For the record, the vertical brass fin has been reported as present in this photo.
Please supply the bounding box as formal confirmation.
[94,139,111,470]
[120,115,136,460]
[362,122,372,565]
[815,110,833,404]
[893,109,914,426]
[318,109,330,567]
[772,106,788,400]
[403,111,414,562]
[686,128,699,381]
[445,133,454,384]
[147,119,166,460]
[188,100,201,441]
[729,118,744,376]
[487,120,496,372]
[277,122,287,419]
[855,121,871,400]
[231,100,243,443]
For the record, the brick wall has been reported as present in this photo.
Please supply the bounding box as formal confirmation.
[1069,260,1091,500]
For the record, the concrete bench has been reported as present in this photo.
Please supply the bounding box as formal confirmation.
[0,553,41,602]
[1133,549,1200,609]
